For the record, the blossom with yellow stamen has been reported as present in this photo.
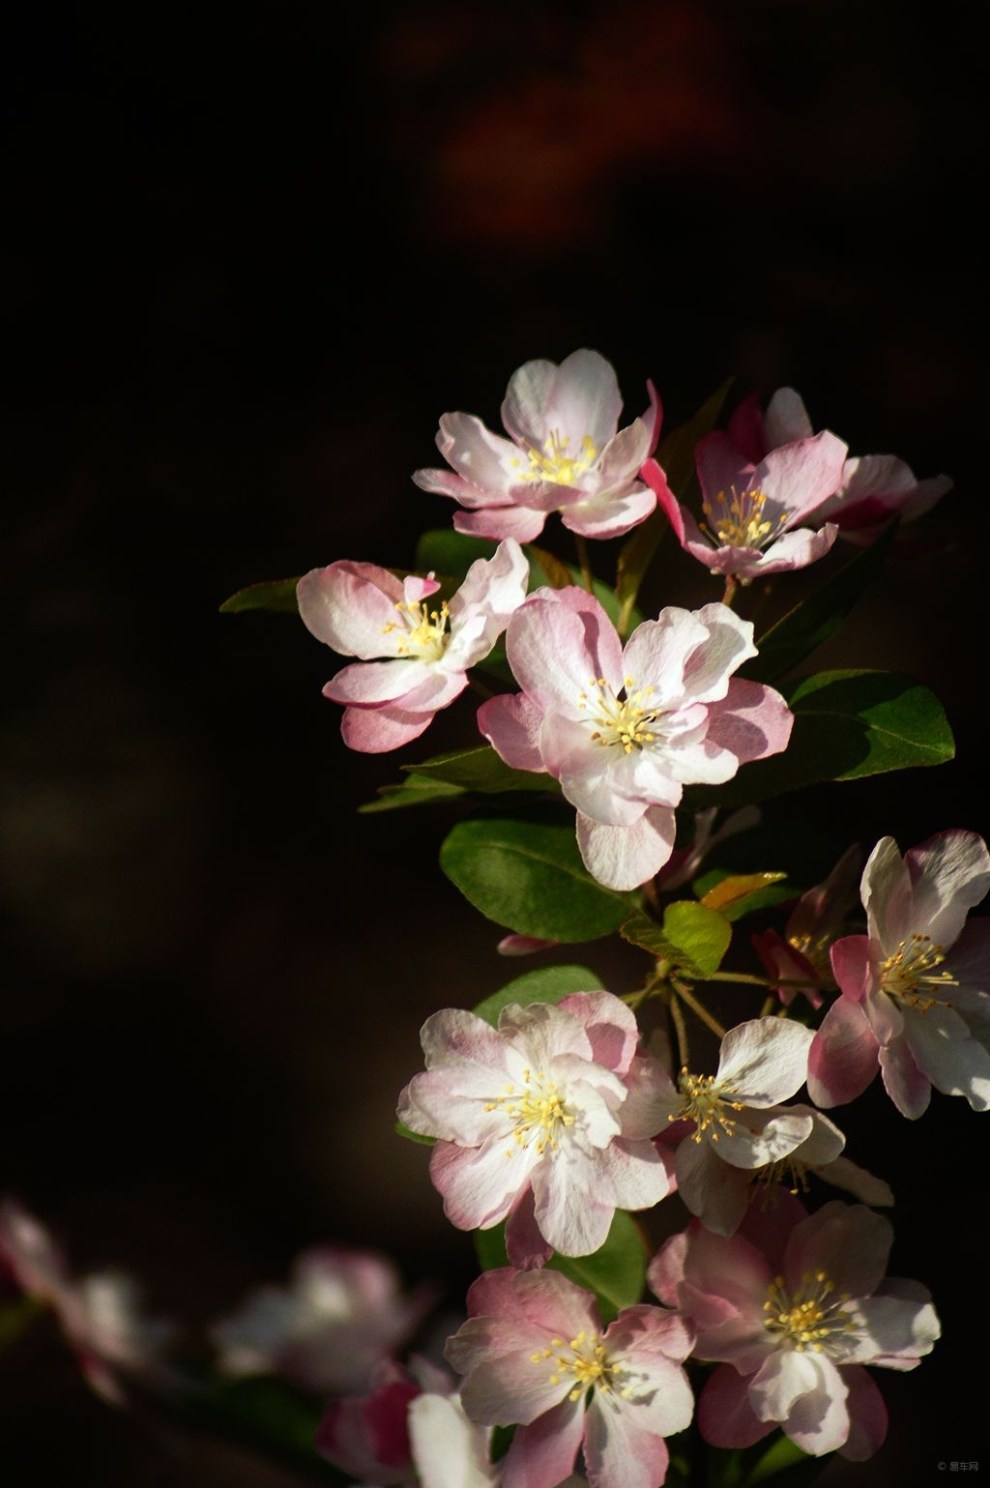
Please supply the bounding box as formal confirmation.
[809,830,990,1118]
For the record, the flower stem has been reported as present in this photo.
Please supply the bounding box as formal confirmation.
[667,988,690,1069]
[672,982,727,1039]
[721,574,738,608]
[574,535,595,593]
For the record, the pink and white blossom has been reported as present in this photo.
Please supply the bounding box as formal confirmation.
[396,992,674,1268]
[0,1199,176,1406]
[412,349,662,542]
[478,589,792,890]
[662,1105,892,1238]
[211,1245,432,1395]
[752,845,863,1010]
[297,539,528,752]
[446,1267,694,1488]
[317,1353,588,1488]
[646,1019,815,1236]
[808,831,990,1118]
[642,422,846,581]
[729,386,952,541]
[650,1198,939,1460]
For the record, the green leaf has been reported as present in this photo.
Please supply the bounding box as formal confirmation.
[440,818,633,941]
[690,669,954,810]
[472,965,604,1026]
[475,1211,647,1325]
[746,520,897,683]
[663,900,733,976]
[551,1211,647,1323]
[395,1120,435,1146]
[219,577,301,614]
[615,379,732,633]
[415,529,497,579]
[696,871,792,921]
[359,773,466,814]
[620,901,731,977]
[742,1433,820,1487]
[405,746,555,795]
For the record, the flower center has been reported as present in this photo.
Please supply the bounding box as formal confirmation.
[382,599,450,661]
[763,1270,855,1353]
[701,485,786,551]
[511,429,598,486]
[531,1330,626,1402]
[485,1068,575,1157]
[878,933,957,1011]
[578,675,661,754]
[675,1069,745,1142]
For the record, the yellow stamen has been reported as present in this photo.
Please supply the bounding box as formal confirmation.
[879,933,957,1011]
[763,1270,855,1353]
[674,1068,745,1142]
[515,430,598,487]
[700,485,786,551]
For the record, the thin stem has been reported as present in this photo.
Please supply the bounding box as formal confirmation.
[699,970,823,992]
[672,983,727,1039]
[759,995,776,1018]
[668,989,690,1070]
[721,574,738,608]
[467,675,496,699]
[574,534,595,593]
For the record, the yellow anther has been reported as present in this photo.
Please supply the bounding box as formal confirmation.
[677,1068,745,1140]
[517,429,598,486]
[700,484,786,552]
[879,934,957,1010]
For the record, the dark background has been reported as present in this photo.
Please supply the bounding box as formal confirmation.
[1,2,984,1483]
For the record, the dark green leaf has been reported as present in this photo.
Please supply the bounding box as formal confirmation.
[475,1211,647,1324]
[219,577,301,614]
[415,529,497,578]
[549,1210,648,1323]
[472,965,604,1026]
[441,819,633,941]
[746,520,897,683]
[405,746,555,795]
[359,773,466,814]
[690,669,954,810]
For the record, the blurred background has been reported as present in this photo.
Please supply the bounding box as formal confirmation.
[1,1,984,1482]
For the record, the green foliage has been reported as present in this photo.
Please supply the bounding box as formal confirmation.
[440,818,633,941]
[474,1210,648,1325]
[219,577,301,614]
[471,965,604,1026]
[621,900,731,977]
[691,669,954,810]
[360,747,554,813]
[746,520,897,683]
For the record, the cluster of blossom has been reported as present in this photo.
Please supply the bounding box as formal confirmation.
[4,350,976,1488]
[291,349,979,1486]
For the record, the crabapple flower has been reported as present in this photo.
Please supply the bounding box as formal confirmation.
[396,992,674,1268]
[752,845,863,1010]
[662,1105,892,1238]
[318,1351,589,1488]
[808,831,990,1118]
[297,539,528,753]
[447,1267,694,1488]
[729,386,952,540]
[478,588,792,890]
[642,422,846,581]
[413,348,662,542]
[650,1198,940,1460]
[0,1199,176,1406]
[211,1245,432,1395]
[647,1019,815,1236]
